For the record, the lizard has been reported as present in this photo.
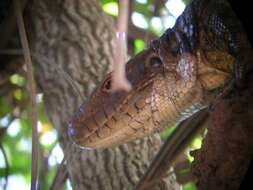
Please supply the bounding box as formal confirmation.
[68,0,252,149]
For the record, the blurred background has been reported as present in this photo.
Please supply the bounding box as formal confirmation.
[0,0,201,189]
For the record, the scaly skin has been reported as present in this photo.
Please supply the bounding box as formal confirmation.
[68,0,251,148]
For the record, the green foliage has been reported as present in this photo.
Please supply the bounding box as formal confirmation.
[182,0,193,5]
[100,0,115,5]
[134,1,152,18]
[0,73,59,189]
[10,74,25,87]
[160,124,177,137]
[187,135,203,162]
[102,2,118,16]
[183,182,197,190]
[1,133,32,182]
[38,165,58,190]
[134,39,146,54]
[0,98,11,118]
[177,168,191,175]
[13,89,23,100]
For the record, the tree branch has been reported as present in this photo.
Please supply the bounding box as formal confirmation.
[0,144,9,190]
[50,156,68,190]
[14,1,38,190]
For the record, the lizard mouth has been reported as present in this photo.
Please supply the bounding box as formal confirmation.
[68,49,166,148]
[68,73,159,148]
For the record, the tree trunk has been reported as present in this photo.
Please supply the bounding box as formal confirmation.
[28,0,180,189]
[192,74,253,190]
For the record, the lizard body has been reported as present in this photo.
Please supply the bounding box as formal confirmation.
[68,0,251,148]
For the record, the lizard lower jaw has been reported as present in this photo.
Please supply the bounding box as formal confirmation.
[69,85,158,148]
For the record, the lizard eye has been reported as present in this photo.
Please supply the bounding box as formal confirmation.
[102,77,112,93]
[148,56,163,67]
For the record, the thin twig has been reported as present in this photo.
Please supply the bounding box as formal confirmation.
[14,1,39,190]
[37,141,56,190]
[0,144,9,190]
[112,0,131,92]
[50,156,68,190]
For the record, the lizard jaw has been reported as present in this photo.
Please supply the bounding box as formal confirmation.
[68,81,158,148]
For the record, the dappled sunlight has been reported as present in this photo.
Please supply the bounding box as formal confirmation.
[0,115,10,128]
[163,15,176,28]
[40,130,57,146]
[17,138,32,151]
[4,175,29,190]
[132,12,149,29]
[151,17,163,31]
[7,119,21,137]
[136,0,147,4]
[102,2,118,16]
[48,144,64,166]
[166,0,186,17]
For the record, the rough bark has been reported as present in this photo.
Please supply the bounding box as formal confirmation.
[192,69,253,189]
[28,0,179,189]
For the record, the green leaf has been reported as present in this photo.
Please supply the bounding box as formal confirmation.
[37,102,50,124]
[191,136,202,150]
[102,2,118,16]
[134,2,151,17]
[178,168,191,175]
[45,166,57,189]
[160,124,177,137]
[0,98,12,118]
[19,119,32,138]
[134,39,146,54]
[183,182,197,190]
[10,74,26,87]
[182,0,192,5]
[99,0,116,5]
[187,135,203,162]
[1,136,31,181]
[13,89,23,100]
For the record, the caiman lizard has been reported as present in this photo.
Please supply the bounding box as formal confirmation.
[68,0,252,149]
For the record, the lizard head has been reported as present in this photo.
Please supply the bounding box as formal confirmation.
[68,48,169,148]
[67,0,238,148]
[68,28,204,149]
